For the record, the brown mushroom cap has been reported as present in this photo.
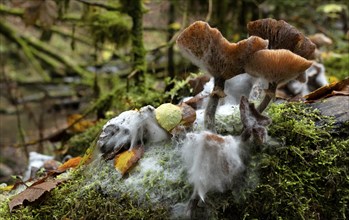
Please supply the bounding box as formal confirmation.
[247,18,316,60]
[177,21,268,80]
[309,33,333,48]
[245,49,313,84]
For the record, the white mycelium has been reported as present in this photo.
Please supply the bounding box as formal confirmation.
[97,105,169,153]
[182,131,243,201]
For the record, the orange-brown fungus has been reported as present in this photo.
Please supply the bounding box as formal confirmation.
[177,21,268,80]
[245,49,313,84]
[247,18,315,60]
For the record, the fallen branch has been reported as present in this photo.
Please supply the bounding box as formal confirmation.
[0,20,50,81]
[74,0,122,11]
[0,4,22,16]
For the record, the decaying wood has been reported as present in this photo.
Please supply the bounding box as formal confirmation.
[310,96,349,123]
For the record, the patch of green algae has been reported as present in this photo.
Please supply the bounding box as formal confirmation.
[1,102,348,219]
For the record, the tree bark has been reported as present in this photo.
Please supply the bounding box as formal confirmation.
[122,0,146,83]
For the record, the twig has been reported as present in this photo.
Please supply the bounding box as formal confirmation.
[146,0,189,54]
[0,4,83,24]
[205,0,213,22]
[21,35,92,79]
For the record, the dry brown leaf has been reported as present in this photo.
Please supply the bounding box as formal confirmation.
[178,102,196,126]
[188,75,211,95]
[184,94,208,109]
[9,179,64,212]
[304,78,349,101]
[114,146,144,176]
[57,157,82,172]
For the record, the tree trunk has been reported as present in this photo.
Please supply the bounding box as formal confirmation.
[123,0,146,82]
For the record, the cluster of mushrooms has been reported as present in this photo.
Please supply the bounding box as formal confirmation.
[176,19,316,215]
[176,18,315,132]
[97,18,317,218]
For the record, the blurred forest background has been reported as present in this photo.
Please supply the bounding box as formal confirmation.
[0,0,348,183]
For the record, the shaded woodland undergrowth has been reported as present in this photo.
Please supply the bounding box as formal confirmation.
[0,0,348,219]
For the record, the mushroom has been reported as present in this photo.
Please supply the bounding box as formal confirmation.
[309,33,333,49]
[177,21,268,131]
[244,49,313,112]
[309,33,333,62]
[246,18,316,112]
[247,18,316,60]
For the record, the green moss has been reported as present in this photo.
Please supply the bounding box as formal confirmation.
[211,102,348,219]
[0,141,191,219]
[88,11,131,46]
[0,170,169,220]
[124,73,168,109]
[267,102,334,146]
[65,119,107,156]
[324,53,349,80]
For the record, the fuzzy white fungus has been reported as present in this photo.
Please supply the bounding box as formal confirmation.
[182,131,243,201]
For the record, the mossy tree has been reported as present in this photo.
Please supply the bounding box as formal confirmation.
[120,0,146,83]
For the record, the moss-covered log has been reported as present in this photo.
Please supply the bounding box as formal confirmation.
[0,21,50,81]
[0,97,348,219]
[0,20,92,81]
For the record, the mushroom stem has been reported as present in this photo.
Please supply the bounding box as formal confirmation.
[204,77,225,131]
[257,82,277,113]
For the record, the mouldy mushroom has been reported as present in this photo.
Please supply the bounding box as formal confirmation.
[239,96,272,144]
[177,21,268,131]
[181,131,243,217]
[245,49,313,112]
